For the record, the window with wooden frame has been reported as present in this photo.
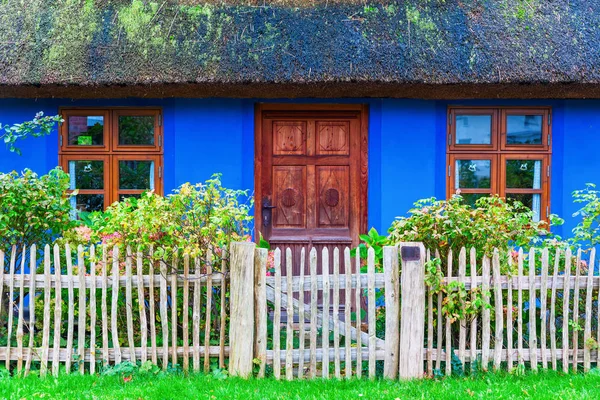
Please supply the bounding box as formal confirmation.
[58,108,163,214]
[447,107,551,221]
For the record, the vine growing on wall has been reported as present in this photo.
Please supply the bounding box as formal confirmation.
[1,112,63,155]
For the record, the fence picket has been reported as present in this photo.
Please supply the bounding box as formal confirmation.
[517,248,524,367]
[506,251,514,370]
[24,245,36,376]
[65,243,75,373]
[492,250,503,371]
[111,246,122,365]
[344,247,352,379]
[171,251,179,369]
[445,250,453,376]
[572,250,581,373]
[333,248,341,378]
[383,245,399,380]
[159,259,169,370]
[367,247,376,379]
[285,248,294,381]
[101,246,109,366]
[40,245,51,377]
[182,253,190,372]
[435,249,442,372]
[297,248,305,379]
[16,248,25,374]
[584,249,596,372]
[469,248,477,373]
[126,246,136,366]
[458,248,467,372]
[136,248,148,365]
[89,245,97,374]
[254,248,268,378]
[481,255,491,370]
[204,251,213,373]
[78,245,87,374]
[273,248,282,380]
[6,246,16,371]
[427,249,433,376]
[529,248,538,372]
[562,249,572,373]
[149,250,158,366]
[354,248,362,379]
[540,248,549,370]
[318,248,326,378]
[192,256,200,371]
[550,249,560,370]
[52,245,62,376]
[219,251,228,369]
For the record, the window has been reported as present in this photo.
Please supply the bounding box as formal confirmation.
[447,107,551,221]
[59,108,163,214]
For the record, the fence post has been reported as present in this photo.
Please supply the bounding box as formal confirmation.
[229,241,256,378]
[398,242,426,380]
[383,246,400,379]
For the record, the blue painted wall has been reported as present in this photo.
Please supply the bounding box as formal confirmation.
[0,97,596,239]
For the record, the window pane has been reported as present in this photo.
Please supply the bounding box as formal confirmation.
[68,160,104,190]
[118,116,155,145]
[459,193,488,207]
[68,115,104,146]
[507,193,541,221]
[455,115,492,145]
[506,160,542,189]
[506,115,543,145]
[70,194,104,213]
[455,159,491,189]
[119,160,155,190]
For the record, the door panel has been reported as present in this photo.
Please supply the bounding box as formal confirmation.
[256,105,368,277]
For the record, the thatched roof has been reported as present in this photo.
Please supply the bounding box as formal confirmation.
[1,0,599,98]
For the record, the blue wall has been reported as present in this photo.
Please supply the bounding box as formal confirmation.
[0,97,596,238]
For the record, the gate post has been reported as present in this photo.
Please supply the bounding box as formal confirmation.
[398,242,426,380]
[383,245,400,379]
[228,241,256,378]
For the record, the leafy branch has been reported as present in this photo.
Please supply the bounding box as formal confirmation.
[1,112,63,155]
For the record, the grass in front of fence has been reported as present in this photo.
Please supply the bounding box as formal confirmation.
[2,370,600,400]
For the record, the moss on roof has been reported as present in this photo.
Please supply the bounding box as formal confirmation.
[1,0,599,98]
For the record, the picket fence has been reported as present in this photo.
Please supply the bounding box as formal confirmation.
[1,241,600,380]
[0,244,228,377]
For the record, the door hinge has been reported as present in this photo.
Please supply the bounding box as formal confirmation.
[548,113,551,126]
[547,165,550,177]
[158,134,162,147]
[448,114,452,125]
[60,135,63,147]
[546,206,550,218]
[158,114,162,127]
[448,165,451,177]
[158,166,162,179]
[547,133,551,146]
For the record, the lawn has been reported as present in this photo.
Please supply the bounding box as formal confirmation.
[2,371,600,400]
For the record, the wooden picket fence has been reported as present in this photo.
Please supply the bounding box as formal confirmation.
[2,241,600,380]
[0,244,229,376]
[425,247,600,376]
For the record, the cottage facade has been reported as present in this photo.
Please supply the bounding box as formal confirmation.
[1,1,600,247]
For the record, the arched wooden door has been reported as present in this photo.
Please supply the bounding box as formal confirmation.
[255,104,368,277]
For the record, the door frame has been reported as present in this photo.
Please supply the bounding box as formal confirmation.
[254,103,369,243]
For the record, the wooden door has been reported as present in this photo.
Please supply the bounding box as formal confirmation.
[255,104,368,277]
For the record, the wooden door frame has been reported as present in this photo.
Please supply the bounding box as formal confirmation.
[254,103,369,243]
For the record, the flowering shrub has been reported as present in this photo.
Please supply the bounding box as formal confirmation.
[63,174,253,267]
[0,168,74,255]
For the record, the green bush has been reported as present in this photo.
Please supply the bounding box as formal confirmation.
[571,183,600,247]
[0,168,73,255]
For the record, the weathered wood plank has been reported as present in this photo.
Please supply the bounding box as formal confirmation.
[383,245,399,380]
[367,247,376,379]
[52,245,62,376]
[254,248,268,378]
[285,248,294,381]
[529,248,537,372]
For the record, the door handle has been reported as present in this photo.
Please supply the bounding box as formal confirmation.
[262,198,276,228]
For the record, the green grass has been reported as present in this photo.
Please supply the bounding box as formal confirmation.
[2,371,600,399]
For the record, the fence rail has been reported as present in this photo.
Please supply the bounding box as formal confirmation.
[0,244,229,377]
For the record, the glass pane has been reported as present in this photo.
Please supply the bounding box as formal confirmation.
[459,193,488,207]
[68,115,104,146]
[68,160,104,190]
[455,159,491,189]
[507,193,541,222]
[70,194,104,213]
[455,115,492,145]
[119,160,155,190]
[506,160,541,189]
[118,116,155,145]
[506,115,543,145]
